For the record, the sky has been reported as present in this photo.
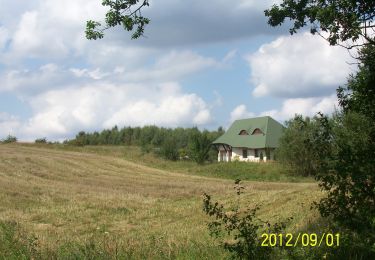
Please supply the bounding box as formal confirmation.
[0,0,357,141]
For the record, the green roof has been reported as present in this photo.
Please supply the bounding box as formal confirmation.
[212,116,284,148]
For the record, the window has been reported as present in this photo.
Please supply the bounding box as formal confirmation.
[254,149,258,158]
[242,149,248,158]
[239,130,249,135]
[251,128,263,135]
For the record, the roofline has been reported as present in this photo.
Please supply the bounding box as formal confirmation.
[232,115,284,126]
[211,142,277,149]
[232,115,271,122]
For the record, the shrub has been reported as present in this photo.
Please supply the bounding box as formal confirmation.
[1,135,17,144]
[178,148,189,160]
[203,180,291,259]
[141,143,152,154]
[188,130,212,164]
[35,137,47,144]
[310,46,375,256]
[159,137,179,161]
[276,115,322,176]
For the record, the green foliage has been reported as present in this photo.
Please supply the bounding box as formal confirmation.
[188,129,213,164]
[312,111,375,257]
[265,1,375,256]
[0,221,40,259]
[56,144,310,182]
[1,135,17,144]
[140,125,159,148]
[0,220,226,259]
[188,157,303,182]
[67,125,225,162]
[140,143,152,154]
[338,45,375,120]
[86,0,150,40]
[178,147,188,160]
[310,48,375,254]
[276,63,375,254]
[72,131,87,146]
[203,180,290,259]
[276,115,323,176]
[35,137,47,144]
[159,136,179,161]
[265,0,375,47]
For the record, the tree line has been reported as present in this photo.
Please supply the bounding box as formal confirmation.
[66,125,225,163]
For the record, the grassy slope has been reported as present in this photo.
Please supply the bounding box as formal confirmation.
[0,144,322,258]
[23,144,313,182]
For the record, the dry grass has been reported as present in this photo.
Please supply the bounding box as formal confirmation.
[0,143,323,258]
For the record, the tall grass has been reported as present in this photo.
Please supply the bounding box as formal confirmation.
[0,221,228,259]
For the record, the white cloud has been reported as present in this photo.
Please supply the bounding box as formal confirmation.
[0,112,21,137]
[12,11,48,56]
[2,0,346,142]
[1,0,286,63]
[230,104,255,122]
[17,82,211,140]
[122,50,218,82]
[0,49,219,94]
[222,50,237,64]
[83,44,159,71]
[4,0,105,61]
[237,0,282,9]
[0,63,70,92]
[70,68,109,80]
[129,0,286,47]
[0,43,218,140]
[247,33,355,98]
[230,95,338,123]
[0,27,9,50]
[104,92,211,128]
[260,95,338,121]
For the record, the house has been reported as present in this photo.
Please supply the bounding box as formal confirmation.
[212,116,284,162]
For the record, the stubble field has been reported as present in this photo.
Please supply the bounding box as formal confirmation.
[0,143,322,259]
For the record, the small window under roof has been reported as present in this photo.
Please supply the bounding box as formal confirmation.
[239,130,249,135]
[251,128,263,135]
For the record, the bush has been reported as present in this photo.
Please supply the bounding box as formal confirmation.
[276,115,322,176]
[203,180,291,259]
[313,112,375,256]
[178,148,189,160]
[1,135,17,144]
[141,143,152,154]
[159,137,179,161]
[312,46,375,257]
[35,137,47,144]
[188,130,212,164]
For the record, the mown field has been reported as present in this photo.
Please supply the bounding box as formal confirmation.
[0,143,323,259]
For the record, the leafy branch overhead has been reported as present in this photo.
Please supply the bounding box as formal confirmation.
[265,0,375,48]
[86,0,150,40]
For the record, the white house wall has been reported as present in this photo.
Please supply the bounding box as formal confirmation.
[218,148,275,162]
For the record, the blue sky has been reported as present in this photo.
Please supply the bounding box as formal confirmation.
[0,0,355,141]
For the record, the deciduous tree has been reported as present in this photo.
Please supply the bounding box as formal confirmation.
[86,0,150,40]
[265,0,375,48]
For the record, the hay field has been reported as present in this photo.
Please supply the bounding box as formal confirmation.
[0,144,322,258]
